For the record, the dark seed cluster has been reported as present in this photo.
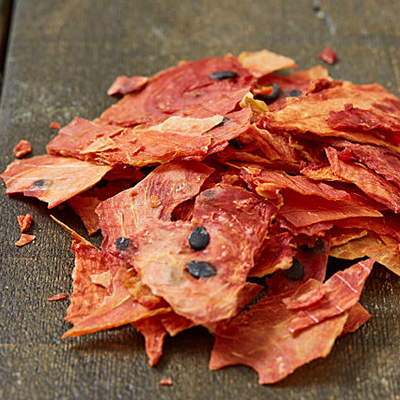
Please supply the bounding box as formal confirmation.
[187,227,216,278]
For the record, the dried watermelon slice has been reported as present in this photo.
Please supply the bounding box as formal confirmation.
[47,110,252,167]
[209,290,348,384]
[1,155,112,208]
[288,258,374,333]
[100,54,252,127]
[97,159,214,252]
[112,184,276,324]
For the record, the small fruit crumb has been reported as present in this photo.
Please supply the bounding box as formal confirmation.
[318,47,337,65]
[17,213,33,232]
[13,140,32,158]
[49,121,61,130]
[15,233,36,247]
[48,293,68,301]
[159,378,173,386]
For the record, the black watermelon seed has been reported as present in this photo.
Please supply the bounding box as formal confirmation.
[214,117,230,129]
[257,84,280,105]
[284,89,302,97]
[188,226,210,251]
[32,179,53,189]
[300,238,327,255]
[283,259,304,281]
[186,260,217,279]
[229,138,243,149]
[114,237,131,251]
[210,70,238,80]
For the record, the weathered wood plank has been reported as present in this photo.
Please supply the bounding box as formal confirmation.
[0,0,400,399]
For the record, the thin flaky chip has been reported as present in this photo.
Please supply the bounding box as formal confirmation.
[209,292,347,384]
[1,155,111,208]
[238,49,297,78]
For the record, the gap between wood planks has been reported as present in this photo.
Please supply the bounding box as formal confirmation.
[0,0,14,95]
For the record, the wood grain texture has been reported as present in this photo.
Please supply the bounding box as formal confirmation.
[1,0,400,399]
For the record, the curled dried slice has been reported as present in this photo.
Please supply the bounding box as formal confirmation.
[279,190,382,228]
[340,302,372,336]
[97,160,214,252]
[62,238,170,338]
[47,110,251,167]
[328,103,400,133]
[333,141,400,189]
[330,232,400,276]
[288,258,374,333]
[241,164,350,200]
[238,49,297,78]
[68,196,101,235]
[133,316,168,367]
[325,146,400,213]
[260,81,400,152]
[249,231,294,277]
[1,155,111,208]
[209,291,347,384]
[100,54,252,127]
[107,75,149,96]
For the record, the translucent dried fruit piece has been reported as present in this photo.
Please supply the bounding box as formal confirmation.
[47,111,251,167]
[68,196,101,235]
[209,291,347,384]
[288,258,374,333]
[260,81,400,152]
[1,155,112,208]
[279,190,382,228]
[133,316,168,367]
[97,160,214,252]
[119,185,276,324]
[17,213,33,233]
[241,164,350,200]
[325,146,400,213]
[15,234,35,247]
[107,75,149,96]
[238,49,297,78]
[62,238,170,338]
[100,54,252,126]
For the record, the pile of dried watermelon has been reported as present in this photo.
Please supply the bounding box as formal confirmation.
[2,49,400,384]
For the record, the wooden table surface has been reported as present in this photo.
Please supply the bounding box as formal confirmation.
[1,0,400,399]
